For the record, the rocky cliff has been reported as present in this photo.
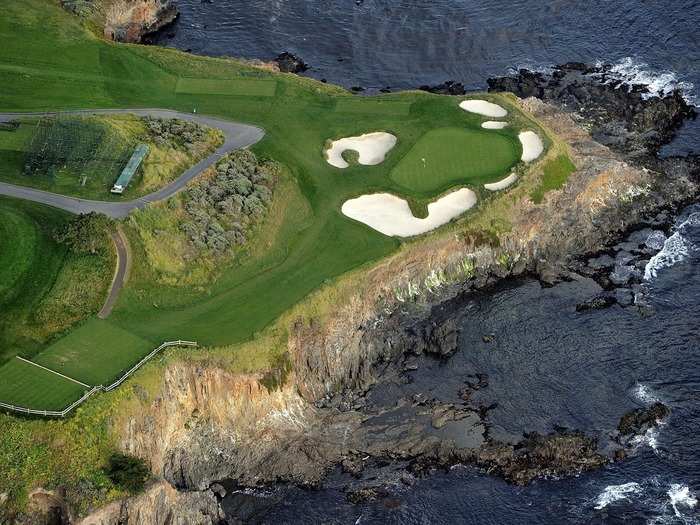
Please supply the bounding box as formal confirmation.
[103,0,178,44]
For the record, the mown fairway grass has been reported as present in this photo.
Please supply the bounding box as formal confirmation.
[0,197,70,364]
[0,358,85,411]
[33,319,155,386]
[0,0,539,410]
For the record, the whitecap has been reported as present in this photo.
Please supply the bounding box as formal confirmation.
[644,212,700,280]
[594,482,643,509]
[631,427,660,451]
[595,57,697,104]
[634,383,660,405]
[668,484,698,518]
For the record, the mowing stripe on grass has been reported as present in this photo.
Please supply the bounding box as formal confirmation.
[15,356,90,388]
[33,319,156,386]
[0,358,86,411]
[175,77,277,97]
[334,98,413,116]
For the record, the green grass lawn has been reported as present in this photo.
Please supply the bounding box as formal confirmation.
[0,358,86,411]
[0,198,70,364]
[389,127,521,195]
[33,319,155,386]
[0,0,543,411]
[530,154,577,203]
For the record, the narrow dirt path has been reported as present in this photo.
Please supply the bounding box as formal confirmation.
[98,226,130,319]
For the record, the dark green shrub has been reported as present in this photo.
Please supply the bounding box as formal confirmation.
[104,453,150,493]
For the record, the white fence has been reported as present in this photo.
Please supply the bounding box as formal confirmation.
[0,340,197,418]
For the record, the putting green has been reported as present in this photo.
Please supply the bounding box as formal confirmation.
[389,127,521,195]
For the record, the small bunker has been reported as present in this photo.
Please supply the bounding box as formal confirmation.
[111,143,149,194]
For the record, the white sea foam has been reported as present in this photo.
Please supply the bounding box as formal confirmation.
[596,57,697,104]
[668,484,698,518]
[594,482,643,509]
[644,212,700,280]
[631,427,660,451]
[635,383,660,405]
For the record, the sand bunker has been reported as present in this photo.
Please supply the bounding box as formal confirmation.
[459,100,508,118]
[519,131,544,162]
[484,172,518,191]
[482,121,508,129]
[325,132,397,169]
[341,188,477,237]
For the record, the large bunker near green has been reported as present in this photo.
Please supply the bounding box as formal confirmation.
[389,127,521,195]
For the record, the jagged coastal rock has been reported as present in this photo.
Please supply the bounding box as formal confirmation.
[273,52,309,74]
[104,0,179,44]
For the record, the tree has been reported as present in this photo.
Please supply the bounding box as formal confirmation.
[105,453,150,493]
[53,212,113,255]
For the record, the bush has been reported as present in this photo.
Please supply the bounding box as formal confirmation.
[179,150,278,257]
[104,453,150,493]
[53,213,113,255]
[142,117,209,152]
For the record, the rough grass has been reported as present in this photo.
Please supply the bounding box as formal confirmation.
[530,154,577,203]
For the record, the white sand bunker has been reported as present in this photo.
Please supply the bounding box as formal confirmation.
[482,121,508,129]
[459,99,508,118]
[519,131,544,162]
[325,132,397,169]
[484,172,518,191]
[342,188,477,237]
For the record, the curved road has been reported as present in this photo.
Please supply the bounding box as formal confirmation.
[0,109,265,218]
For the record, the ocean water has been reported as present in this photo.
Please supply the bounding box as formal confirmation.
[156,2,700,521]
[224,205,700,524]
[156,0,700,155]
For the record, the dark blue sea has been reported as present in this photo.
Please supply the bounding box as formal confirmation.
[157,2,700,522]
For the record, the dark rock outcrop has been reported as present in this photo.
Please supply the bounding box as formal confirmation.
[419,80,466,95]
[488,63,696,159]
[618,402,670,436]
[274,52,309,74]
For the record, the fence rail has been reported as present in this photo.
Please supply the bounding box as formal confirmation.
[0,340,197,418]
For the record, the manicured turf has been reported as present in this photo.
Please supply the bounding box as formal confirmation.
[0,358,85,411]
[389,127,521,195]
[33,320,155,386]
[0,197,70,364]
[176,77,278,96]
[0,0,540,410]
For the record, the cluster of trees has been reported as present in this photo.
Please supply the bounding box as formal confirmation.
[104,453,150,493]
[53,213,113,255]
[142,117,208,152]
[180,150,277,255]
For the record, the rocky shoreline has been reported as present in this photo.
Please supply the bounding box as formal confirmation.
[22,65,700,524]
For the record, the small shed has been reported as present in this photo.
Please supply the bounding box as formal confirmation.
[111,143,149,194]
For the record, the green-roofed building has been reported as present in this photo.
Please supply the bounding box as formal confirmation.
[111,143,149,194]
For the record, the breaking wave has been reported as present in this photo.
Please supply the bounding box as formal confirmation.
[594,482,643,510]
[597,57,697,104]
[644,211,700,280]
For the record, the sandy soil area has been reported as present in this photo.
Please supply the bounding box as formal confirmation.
[459,100,508,118]
[484,172,518,191]
[341,188,477,237]
[482,121,508,129]
[325,132,397,169]
[519,131,544,162]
